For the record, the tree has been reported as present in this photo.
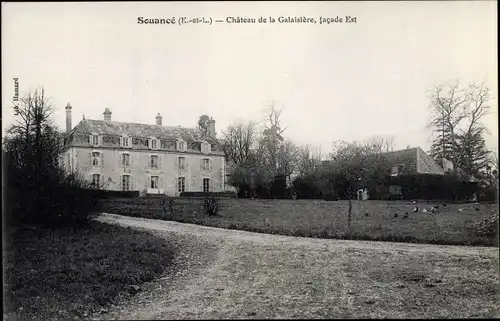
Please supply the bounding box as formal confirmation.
[4,87,96,228]
[197,114,211,135]
[428,81,492,178]
[261,100,287,176]
[221,121,259,166]
[277,140,299,180]
[297,144,323,177]
[455,83,492,178]
[325,140,389,233]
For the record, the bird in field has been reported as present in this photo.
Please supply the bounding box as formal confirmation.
[413,206,419,213]
[431,207,437,213]
[458,208,463,213]
[422,208,428,213]
[443,204,447,207]
[394,213,398,218]
[475,207,480,212]
[403,212,409,219]
[365,212,369,217]
[412,200,417,204]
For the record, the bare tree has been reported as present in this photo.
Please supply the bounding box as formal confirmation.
[221,121,259,166]
[455,82,492,177]
[297,144,323,177]
[428,81,493,178]
[277,140,299,180]
[428,81,470,170]
[261,100,287,176]
[366,135,395,153]
[326,140,389,233]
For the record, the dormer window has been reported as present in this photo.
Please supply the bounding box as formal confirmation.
[90,133,101,146]
[148,137,159,150]
[121,135,132,148]
[201,141,211,154]
[391,164,404,176]
[176,139,187,152]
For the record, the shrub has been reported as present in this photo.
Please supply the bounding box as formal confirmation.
[203,197,220,216]
[180,191,237,198]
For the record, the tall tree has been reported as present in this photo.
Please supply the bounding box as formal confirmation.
[428,81,469,170]
[428,81,492,178]
[261,100,287,176]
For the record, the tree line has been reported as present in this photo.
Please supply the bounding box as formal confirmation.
[221,82,498,202]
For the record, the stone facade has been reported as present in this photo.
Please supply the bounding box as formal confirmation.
[61,109,227,196]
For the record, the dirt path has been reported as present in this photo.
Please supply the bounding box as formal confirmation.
[93,213,499,319]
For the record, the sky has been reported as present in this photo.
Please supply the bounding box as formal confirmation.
[2,1,498,156]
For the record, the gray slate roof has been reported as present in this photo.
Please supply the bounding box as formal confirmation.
[382,147,445,175]
[71,119,219,144]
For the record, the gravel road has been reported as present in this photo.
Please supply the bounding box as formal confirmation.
[92,213,499,319]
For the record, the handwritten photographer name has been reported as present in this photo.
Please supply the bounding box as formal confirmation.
[137,15,357,26]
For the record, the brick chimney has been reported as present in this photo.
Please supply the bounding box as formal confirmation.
[155,113,162,125]
[103,108,112,121]
[207,117,216,138]
[65,102,72,133]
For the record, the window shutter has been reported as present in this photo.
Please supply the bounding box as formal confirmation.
[209,159,213,171]
[210,178,214,192]
[98,135,103,146]
[148,138,152,149]
[119,176,122,190]
[119,137,123,147]
[129,154,133,167]
[128,137,133,148]
[158,155,162,169]
[89,135,93,145]
[101,153,104,166]
[185,157,189,170]
[131,176,135,191]
[174,157,178,170]
[89,152,92,166]
[159,176,164,190]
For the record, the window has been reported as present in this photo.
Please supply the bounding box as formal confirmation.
[389,185,402,195]
[202,158,210,171]
[92,174,101,189]
[150,176,159,189]
[177,140,186,151]
[122,175,130,191]
[203,178,210,192]
[391,164,404,176]
[150,155,159,169]
[178,177,185,193]
[178,157,186,170]
[122,153,130,167]
[122,136,130,148]
[92,152,100,166]
[201,142,211,154]
[92,134,99,146]
[151,138,157,150]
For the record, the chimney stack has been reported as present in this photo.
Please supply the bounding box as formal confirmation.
[155,113,162,125]
[103,108,112,121]
[207,117,216,138]
[65,103,72,133]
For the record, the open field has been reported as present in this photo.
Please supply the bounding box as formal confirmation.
[98,198,499,246]
[2,222,184,321]
[95,213,500,319]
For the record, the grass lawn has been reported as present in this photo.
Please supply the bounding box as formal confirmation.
[98,198,499,246]
[2,221,178,321]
